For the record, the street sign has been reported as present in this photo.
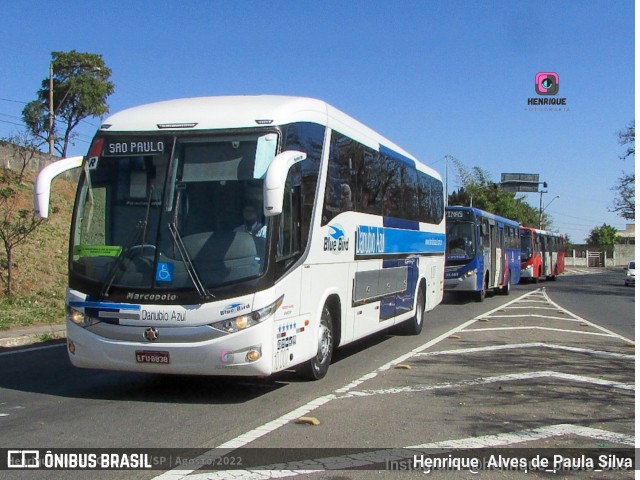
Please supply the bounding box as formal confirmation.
[501,173,541,192]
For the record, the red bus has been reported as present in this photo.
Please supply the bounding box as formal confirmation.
[520,227,565,282]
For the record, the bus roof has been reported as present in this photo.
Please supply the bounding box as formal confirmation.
[99,95,440,179]
[446,205,520,227]
[520,225,564,237]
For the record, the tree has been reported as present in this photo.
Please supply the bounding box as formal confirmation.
[1,132,41,183]
[0,168,45,296]
[587,224,621,248]
[448,157,544,228]
[22,50,115,157]
[609,121,634,220]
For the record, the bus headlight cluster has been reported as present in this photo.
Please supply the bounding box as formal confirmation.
[212,295,284,334]
[465,269,477,278]
[67,306,101,328]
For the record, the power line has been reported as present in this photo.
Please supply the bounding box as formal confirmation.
[0,118,24,127]
[0,97,27,105]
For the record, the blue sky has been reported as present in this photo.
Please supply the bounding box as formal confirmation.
[0,0,635,243]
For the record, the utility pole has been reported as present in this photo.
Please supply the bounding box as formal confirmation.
[444,155,449,206]
[48,62,54,155]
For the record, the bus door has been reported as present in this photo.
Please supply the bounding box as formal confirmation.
[489,219,498,288]
[494,224,504,287]
[540,235,548,276]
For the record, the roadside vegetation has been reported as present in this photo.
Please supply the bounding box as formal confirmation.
[0,167,75,330]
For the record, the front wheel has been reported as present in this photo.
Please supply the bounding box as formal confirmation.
[476,275,487,302]
[299,305,334,380]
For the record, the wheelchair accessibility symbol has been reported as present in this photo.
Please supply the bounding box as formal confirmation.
[155,262,174,282]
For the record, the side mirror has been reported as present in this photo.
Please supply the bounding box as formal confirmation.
[34,156,84,218]
[263,150,306,217]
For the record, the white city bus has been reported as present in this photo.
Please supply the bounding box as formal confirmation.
[35,96,445,380]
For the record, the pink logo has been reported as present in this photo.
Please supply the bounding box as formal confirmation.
[535,72,559,95]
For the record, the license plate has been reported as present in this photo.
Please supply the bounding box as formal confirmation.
[135,350,170,364]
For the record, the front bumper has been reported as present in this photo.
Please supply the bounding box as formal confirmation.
[66,319,274,376]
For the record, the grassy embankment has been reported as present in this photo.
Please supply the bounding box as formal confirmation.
[0,171,76,330]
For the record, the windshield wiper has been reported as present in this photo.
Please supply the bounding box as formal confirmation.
[101,184,156,298]
[168,222,213,300]
[100,221,145,298]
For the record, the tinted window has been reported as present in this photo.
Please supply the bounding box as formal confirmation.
[322,131,444,225]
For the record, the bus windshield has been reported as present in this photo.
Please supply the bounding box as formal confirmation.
[446,221,475,259]
[520,230,533,261]
[71,132,278,294]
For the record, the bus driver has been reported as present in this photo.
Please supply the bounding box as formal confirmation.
[234,204,266,238]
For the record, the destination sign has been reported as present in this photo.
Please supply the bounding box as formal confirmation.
[103,138,167,156]
[446,209,473,221]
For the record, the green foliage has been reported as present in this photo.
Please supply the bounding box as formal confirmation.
[587,224,622,247]
[448,157,544,228]
[22,50,115,157]
[0,161,75,328]
[0,167,45,296]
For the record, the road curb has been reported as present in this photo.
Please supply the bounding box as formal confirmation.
[0,325,66,349]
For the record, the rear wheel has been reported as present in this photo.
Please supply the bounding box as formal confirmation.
[299,305,334,380]
[402,286,425,335]
[500,274,511,295]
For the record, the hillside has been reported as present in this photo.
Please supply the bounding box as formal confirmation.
[0,168,77,330]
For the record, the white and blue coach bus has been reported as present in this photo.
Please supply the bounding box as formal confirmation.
[35,96,445,380]
[444,206,520,302]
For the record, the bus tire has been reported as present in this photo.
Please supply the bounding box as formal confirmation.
[299,304,334,381]
[476,275,488,302]
[403,285,425,335]
[500,274,511,295]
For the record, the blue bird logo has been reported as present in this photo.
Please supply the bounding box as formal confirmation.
[329,225,344,239]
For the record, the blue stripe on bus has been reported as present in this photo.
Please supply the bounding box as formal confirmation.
[379,257,419,321]
[68,301,141,310]
[356,225,445,256]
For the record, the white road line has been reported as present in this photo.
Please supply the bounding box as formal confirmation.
[541,289,635,344]
[189,424,635,480]
[463,326,613,337]
[338,371,634,399]
[415,342,634,359]
[0,343,65,357]
[478,314,586,322]
[505,306,564,310]
[152,290,540,480]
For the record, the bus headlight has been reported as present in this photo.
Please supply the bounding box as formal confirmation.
[66,306,101,328]
[465,269,477,278]
[212,295,284,334]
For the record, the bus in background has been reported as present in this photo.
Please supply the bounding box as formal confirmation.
[444,206,521,302]
[520,226,566,282]
[34,95,445,381]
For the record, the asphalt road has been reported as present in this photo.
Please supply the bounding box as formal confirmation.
[0,269,634,479]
